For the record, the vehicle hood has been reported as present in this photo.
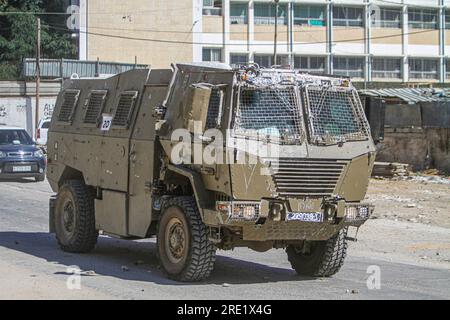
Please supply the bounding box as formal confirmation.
[0,145,39,153]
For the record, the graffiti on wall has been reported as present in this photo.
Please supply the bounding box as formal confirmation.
[43,103,55,119]
[0,105,7,118]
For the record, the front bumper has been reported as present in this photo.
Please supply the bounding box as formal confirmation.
[0,158,46,179]
[204,199,374,241]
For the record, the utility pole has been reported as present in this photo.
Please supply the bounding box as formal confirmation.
[274,0,280,66]
[35,17,41,137]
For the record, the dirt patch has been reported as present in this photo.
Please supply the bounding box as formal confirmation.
[366,177,450,228]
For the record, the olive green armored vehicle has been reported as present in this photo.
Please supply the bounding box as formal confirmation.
[47,63,375,281]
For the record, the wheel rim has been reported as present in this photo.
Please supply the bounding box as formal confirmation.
[61,198,76,236]
[165,217,187,264]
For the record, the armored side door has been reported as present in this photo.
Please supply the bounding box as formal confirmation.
[127,70,172,237]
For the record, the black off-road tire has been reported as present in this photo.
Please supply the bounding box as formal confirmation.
[286,228,348,277]
[157,196,216,282]
[35,174,45,182]
[54,180,98,253]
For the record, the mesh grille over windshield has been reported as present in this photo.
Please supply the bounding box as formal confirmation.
[304,86,369,144]
[234,87,304,143]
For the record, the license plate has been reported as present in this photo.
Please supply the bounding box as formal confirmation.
[13,166,32,173]
[286,212,324,223]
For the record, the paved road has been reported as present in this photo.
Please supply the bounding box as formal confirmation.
[0,179,449,300]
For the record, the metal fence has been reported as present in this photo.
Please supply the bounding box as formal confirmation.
[22,58,148,79]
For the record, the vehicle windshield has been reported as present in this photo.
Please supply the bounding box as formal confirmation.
[0,130,34,145]
[305,86,369,144]
[233,87,303,143]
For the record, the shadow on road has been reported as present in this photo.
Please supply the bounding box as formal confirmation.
[0,231,314,286]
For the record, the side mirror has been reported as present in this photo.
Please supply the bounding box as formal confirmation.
[186,85,212,133]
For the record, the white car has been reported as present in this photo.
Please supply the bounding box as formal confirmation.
[36,118,51,146]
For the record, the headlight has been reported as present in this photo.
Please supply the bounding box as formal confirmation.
[345,205,372,221]
[216,201,260,221]
[0,151,6,158]
[34,150,44,157]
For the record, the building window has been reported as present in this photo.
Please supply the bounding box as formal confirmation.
[203,48,222,62]
[254,54,289,68]
[409,58,438,80]
[372,7,401,28]
[333,6,364,27]
[230,2,248,24]
[203,0,222,16]
[254,3,287,25]
[294,5,326,26]
[372,58,402,79]
[446,10,450,29]
[294,56,326,73]
[408,8,438,29]
[230,53,249,66]
[333,56,365,78]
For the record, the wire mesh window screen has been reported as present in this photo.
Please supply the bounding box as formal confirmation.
[234,87,304,143]
[205,88,223,129]
[112,91,138,128]
[304,86,369,144]
[58,89,80,122]
[84,90,108,125]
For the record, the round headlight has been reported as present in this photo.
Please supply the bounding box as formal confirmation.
[34,150,44,157]
[0,151,6,158]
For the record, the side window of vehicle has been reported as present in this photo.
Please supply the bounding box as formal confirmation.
[112,91,139,129]
[83,90,108,126]
[205,87,225,130]
[57,89,81,123]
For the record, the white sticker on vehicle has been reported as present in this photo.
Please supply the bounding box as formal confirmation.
[101,114,113,131]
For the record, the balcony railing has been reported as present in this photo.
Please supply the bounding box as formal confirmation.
[408,21,438,29]
[333,18,363,27]
[254,16,288,25]
[230,16,248,24]
[372,71,402,79]
[334,69,364,78]
[409,71,438,79]
[203,7,222,16]
[293,17,325,26]
[298,68,325,74]
[372,20,401,28]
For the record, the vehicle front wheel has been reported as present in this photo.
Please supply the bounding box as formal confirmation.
[35,174,45,182]
[54,180,98,253]
[157,196,216,282]
[286,228,348,277]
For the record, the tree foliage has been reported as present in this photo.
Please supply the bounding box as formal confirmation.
[0,0,77,79]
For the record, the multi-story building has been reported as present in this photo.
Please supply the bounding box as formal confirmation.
[77,0,450,85]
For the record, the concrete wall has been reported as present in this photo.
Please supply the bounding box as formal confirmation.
[377,128,450,173]
[0,81,60,138]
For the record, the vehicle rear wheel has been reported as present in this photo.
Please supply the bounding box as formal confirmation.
[157,196,216,282]
[286,228,348,277]
[35,174,45,182]
[54,180,98,253]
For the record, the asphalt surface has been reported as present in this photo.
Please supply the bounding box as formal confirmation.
[0,179,449,300]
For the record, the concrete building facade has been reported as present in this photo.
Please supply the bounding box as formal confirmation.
[77,0,450,85]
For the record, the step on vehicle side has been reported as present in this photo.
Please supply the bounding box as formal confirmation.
[47,64,376,282]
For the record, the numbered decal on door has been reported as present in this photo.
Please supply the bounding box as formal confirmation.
[101,114,113,131]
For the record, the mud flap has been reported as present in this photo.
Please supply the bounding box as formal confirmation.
[49,196,56,233]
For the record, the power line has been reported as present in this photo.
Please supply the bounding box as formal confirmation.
[47,23,437,46]
[47,21,366,35]
[0,6,195,16]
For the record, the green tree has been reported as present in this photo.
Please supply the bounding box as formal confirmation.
[0,0,77,80]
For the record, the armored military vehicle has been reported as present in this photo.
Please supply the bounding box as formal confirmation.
[47,63,375,282]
